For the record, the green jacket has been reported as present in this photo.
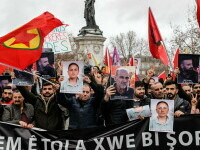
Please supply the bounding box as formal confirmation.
[17,86,64,130]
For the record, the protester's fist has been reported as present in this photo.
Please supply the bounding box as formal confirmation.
[104,85,116,101]
[53,83,60,91]
[58,75,64,83]
[33,71,40,83]
[19,121,28,128]
[27,124,34,128]
[84,75,91,83]
[147,67,155,78]
[174,110,184,117]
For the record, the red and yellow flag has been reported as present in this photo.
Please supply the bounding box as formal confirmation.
[0,12,63,70]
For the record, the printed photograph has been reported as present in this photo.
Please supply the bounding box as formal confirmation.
[126,105,151,121]
[0,76,12,91]
[36,52,56,79]
[134,58,141,75]
[149,99,174,132]
[12,65,34,86]
[60,61,84,94]
[110,66,135,100]
[178,54,200,84]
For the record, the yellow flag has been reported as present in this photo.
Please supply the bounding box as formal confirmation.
[92,54,100,66]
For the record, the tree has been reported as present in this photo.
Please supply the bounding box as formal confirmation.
[109,31,150,65]
[170,7,200,54]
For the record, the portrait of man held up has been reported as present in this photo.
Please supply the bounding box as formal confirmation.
[109,66,135,100]
[178,54,200,84]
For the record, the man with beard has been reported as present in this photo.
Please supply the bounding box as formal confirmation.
[0,77,11,96]
[0,78,9,90]
[1,86,14,105]
[0,86,13,120]
[132,81,150,108]
[126,81,151,120]
[165,81,191,117]
[17,82,64,130]
[2,90,34,128]
[37,53,56,79]
[111,68,134,100]
[178,57,198,83]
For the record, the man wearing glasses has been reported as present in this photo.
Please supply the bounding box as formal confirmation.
[111,68,134,100]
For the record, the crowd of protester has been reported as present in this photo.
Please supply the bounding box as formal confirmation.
[0,65,199,131]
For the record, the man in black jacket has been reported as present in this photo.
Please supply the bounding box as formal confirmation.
[103,81,150,125]
[17,82,64,130]
[164,81,191,117]
[57,75,104,129]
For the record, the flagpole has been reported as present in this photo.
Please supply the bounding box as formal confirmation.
[0,63,55,85]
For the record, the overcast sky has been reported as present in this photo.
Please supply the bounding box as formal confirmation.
[0,0,196,44]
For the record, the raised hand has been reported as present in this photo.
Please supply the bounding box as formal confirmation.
[84,75,91,83]
[104,85,116,101]
[191,94,198,106]
[94,73,102,84]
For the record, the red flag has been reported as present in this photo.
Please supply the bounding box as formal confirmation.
[197,0,200,27]
[129,57,134,66]
[0,65,13,75]
[104,48,113,67]
[173,48,180,69]
[158,71,166,80]
[0,12,63,70]
[0,65,7,75]
[148,8,169,66]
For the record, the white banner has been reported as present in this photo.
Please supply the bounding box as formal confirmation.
[43,25,72,53]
